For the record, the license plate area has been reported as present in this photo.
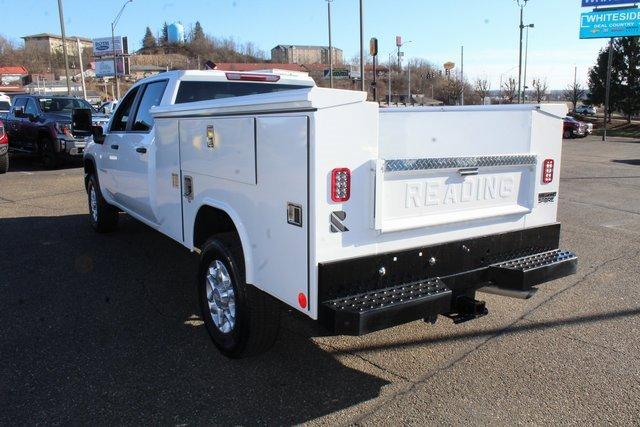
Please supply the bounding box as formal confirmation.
[374,155,537,233]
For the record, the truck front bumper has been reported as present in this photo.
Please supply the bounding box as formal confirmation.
[318,224,577,335]
[58,136,90,156]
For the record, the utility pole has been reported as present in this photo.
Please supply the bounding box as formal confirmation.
[76,38,87,100]
[326,0,334,88]
[359,0,365,91]
[111,0,133,100]
[516,0,529,104]
[57,0,71,95]
[460,45,464,106]
[388,53,392,105]
[603,38,614,142]
[407,62,411,104]
[522,23,534,103]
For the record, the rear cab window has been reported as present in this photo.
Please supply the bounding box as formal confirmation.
[175,81,308,104]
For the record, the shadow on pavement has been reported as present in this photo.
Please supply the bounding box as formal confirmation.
[0,214,389,424]
[7,156,82,172]
[612,159,640,166]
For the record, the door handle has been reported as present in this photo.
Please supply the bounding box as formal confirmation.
[458,167,479,176]
[136,147,147,154]
[111,144,119,150]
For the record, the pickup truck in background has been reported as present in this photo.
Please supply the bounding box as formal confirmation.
[82,70,578,358]
[0,93,11,120]
[4,95,109,168]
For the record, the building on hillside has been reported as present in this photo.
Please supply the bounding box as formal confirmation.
[213,63,308,73]
[271,45,343,65]
[0,66,29,92]
[22,33,92,56]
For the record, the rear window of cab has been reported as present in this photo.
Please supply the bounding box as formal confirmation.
[175,81,308,104]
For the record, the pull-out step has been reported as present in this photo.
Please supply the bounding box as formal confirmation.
[489,249,577,291]
[320,278,452,335]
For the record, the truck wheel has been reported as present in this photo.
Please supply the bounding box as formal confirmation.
[198,234,281,358]
[563,130,572,139]
[0,153,8,174]
[87,174,118,233]
[41,139,59,169]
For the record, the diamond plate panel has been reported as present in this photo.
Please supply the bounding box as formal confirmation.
[384,155,537,172]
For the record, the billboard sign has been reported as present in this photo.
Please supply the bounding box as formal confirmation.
[582,0,636,7]
[93,36,128,57]
[95,57,130,77]
[323,68,350,79]
[579,8,640,38]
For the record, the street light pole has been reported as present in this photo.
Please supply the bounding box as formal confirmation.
[522,23,534,103]
[359,0,364,91]
[56,0,71,95]
[112,0,133,100]
[77,37,87,100]
[516,0,529,104]
[326,0,333,88]
[603,37,614,142]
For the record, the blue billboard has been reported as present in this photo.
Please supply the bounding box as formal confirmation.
[582,0,636,6]
[580,8,640,38]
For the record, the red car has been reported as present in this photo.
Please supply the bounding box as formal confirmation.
[563,116,588,139]
[0,120,8,173]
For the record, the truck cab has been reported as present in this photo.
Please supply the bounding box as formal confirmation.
[84,70,577,358]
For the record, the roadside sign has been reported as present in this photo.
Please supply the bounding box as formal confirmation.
[370,37,378,56]
[396,36,402,47]
[93,36,129,57]
[581,0,636,7]
[323,68,350,80]
[95,57,130,77]
[579,8,640,39]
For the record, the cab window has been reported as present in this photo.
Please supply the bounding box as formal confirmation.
[132,80,167,132]
[25,99,38,116]
[12,97,27,113]
[110,87,140,132]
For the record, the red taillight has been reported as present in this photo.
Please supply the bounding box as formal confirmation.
[225,72,280,82]
[331,168,351,202]
[0,121,5,142]
[542,159,554,184]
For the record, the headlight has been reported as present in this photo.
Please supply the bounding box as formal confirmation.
[54,122,72,136]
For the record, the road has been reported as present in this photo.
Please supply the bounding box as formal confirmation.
[1,136,639,425]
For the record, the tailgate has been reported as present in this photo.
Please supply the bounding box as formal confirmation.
[374,154,537,232]
[374,105,566,234]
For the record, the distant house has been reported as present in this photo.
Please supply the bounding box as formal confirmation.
[22,33,92,56]
[271,45,343,65]
[0,66,29,92]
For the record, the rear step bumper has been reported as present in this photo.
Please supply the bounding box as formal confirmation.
[318,225,577,335]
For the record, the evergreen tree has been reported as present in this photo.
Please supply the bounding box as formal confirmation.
[161,22,169,45]
[588,37,640,122]
[193,21,205,41]
[142,27,157,50]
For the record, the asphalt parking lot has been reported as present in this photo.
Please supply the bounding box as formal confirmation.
[1,135,639,425]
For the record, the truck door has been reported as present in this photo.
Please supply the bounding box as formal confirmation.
[107,80,168,225]
[6,98,26,151]
[22,98,40,152]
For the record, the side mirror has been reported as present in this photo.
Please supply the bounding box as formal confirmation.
[28,113,38,122]
[92,125,105,144]
[71,108,92,136]
[14,106,24,118]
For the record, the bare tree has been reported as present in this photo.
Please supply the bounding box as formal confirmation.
[501,77,518,104]
[474,78,491,105]
[444,78,464,105]
[531,78,548,103]
[564,81,586,112]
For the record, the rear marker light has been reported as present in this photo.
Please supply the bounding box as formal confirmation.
[542,159,554,184]
[298,293,308,309]
[225,72,280,82]
[331,168,351,202]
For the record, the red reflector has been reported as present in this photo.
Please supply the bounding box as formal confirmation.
[331,168,351,202]
[225,72,280,82]
[542,159,555,184]
[0,121,5,140]
[298,293,308,309]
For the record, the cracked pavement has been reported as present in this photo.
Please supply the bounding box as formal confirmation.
[1,135,639,424]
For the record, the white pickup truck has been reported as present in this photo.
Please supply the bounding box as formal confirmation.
[82,69,577,358]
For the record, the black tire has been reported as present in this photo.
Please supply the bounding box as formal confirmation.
[0,152,8,174]
[198,234,281,358]
[563,130,572,139]
[87,174,118,233]
[41,138,59,169]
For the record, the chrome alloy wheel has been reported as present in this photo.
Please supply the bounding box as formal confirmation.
[205,260,236,333]
[90,186,98,222]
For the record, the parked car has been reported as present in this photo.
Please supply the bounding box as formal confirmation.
[0,119,8,173]
[0,93,11,120]
[575,105,597,116]
[83,70,577,358]
[3,95,109,168]
[563,116,588,139]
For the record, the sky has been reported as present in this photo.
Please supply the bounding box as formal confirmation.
[0,0,611,90]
